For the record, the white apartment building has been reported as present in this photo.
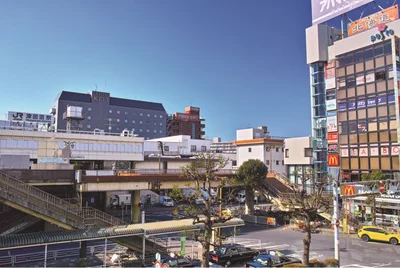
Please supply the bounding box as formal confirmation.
[283,136,314,184]
[235,126,285,174]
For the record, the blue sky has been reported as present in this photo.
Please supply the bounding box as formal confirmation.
[1,0,380,141]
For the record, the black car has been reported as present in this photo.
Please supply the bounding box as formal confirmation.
[156,256,202,267]
[245,253,302,267]
[209,244,259,266]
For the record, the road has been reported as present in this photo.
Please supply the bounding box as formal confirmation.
[231,224,400,267]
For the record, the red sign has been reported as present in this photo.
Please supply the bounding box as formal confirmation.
[174,113,200,122]
[343,185,355,195]
[328,154,339,166]
[328,133,338,144]
[380,183,385,193]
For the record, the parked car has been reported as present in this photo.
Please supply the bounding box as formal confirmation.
[153,256,201,267]
[245,252,302,267]
[160,196,174,207]
[358,225,400,245]
[209,244,259,266]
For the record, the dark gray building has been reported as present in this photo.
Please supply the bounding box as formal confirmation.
[51,90,167,139]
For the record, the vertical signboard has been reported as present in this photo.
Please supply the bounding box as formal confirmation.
[327,111,337,132]
[328,154,340,167]
[325,60,336,89]
[311,0,374,25]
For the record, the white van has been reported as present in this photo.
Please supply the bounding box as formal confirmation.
[161,196,174,207]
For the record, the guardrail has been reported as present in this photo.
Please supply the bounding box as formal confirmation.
[113,169,238,176]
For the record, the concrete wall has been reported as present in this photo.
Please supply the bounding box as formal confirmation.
[237,144,265,167]
[0,169,75,183]
[0,155,30,169]
[283,136,313,166]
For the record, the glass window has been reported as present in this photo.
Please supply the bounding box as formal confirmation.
[358,109,366,119]
[87,116,91,120]
[339,135,348,144]
[125,119,128,123]
[365,59,374,70]
[390,130,397,141]
[338,67,345,77]
[248,148,252,152]
[349,134,358,144]
[388,79,394,90]
[276,160,279,165]
[160,130,162,133]
[376,69,386,81]
[88,108,92,111]
[153,130,156,133]
[338,112,347,122]
[338,77,346,88]
[132,120,135,124]
[345,54,354,65]
[369,132,378,142]
[375,57,385,68]
[359,133,368,143]
[117,111,120,114]
[140,129,142,132]
[350,158,359,169]
[140,121,143,124]
[87,125,91,129]
[356,62,364,73]
[109,110,112,113]
[381,157,391,170]
[132,112,136,116]
[356,85,365,96]
[360,158,369,169]
[355,51,363,63]
[116,127,120,131]
[348,87,356,98]
[392,157,399,170]
[371,157,379,169]
[341,158,349,169]
[377,81,386,92]
[160,123,163,126]
[348,110,356,120]
[117,119,120,122]
[380,131,389,142]
[384,42,392,54]
[154,114,157,118]
[147,129,150,132]
[346,65,355,75]
[337,89,346,99]
[346,76,356,87]
[364,48,373,60]
[338,57,345,67]
[368,121,377,131]
[160,115,163,118]
[140,113,143,116]
[375,45,384,57]
[378,106,388,117]
[368,108,377,118]
[379,121,388,130]
[386,55,393,66]
[147,114,150,117]
[390,120,397,129]
[366,83,375,94]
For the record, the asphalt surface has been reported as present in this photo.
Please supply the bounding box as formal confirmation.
[231,224,400,267]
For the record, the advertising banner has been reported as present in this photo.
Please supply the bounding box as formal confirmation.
[367,98,377,107]
[328,132,338,144]
[326,99,337,111]
[358,122,367,132]
[338,102,347,112]
[348,101,356,110]
[348,5,399,36]
[328,144,338,153]
[8,111,53,123]
[350,148,359,156]
[327,111,337,132]
[381,147,390,156]
[377,95,387,105]
[328,154,340,167]
[326,90,336,100]
[312,0,374,25]
[357,99,366,109]
[365,73,375,83]
[325,68,336,89]
[39,158,69,164]
[388,94,395,103]
[359,147,369,157]
[370,147,379,156]
[356,75,365,85]
[341,148,349,157]
[392,145,399,155]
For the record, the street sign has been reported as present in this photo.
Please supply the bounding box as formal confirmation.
[379,182,385,193]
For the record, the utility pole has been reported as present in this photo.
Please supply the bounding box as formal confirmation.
[333,172,340,264]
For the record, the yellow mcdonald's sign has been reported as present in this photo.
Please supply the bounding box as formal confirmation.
[328,154,339,166]
[343,185,355,196]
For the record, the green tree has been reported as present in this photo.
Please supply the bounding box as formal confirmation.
[361,170,386,226]
[170,153,237,267]
[281,168,331,266]
[236,159,269,215]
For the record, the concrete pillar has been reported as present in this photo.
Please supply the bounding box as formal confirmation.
[78,241,87,267]
[131,190,141,223]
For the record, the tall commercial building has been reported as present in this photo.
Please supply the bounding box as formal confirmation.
[51,90,167,139]
[167,106,205,139]
[306,1,400,181]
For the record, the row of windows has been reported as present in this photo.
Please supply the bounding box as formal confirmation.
[336,41,392,67]
[336,55,392,81]
[338,105,396,122]
[336,79,394,99]
[284,148,313,158]
[247,147,285,153]
[0,140,38,149]
[266,160,284,166]
[341,156,398,171]
[339,119,397,135]
[107,110,164,118]
[338,130,397,144]
[56,141,142,152]
[87,124,164,134]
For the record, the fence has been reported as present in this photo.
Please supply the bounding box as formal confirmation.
[240,215,277,227]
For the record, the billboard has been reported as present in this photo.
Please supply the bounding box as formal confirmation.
[325,61,336,89]
[8,111,53,123]
[328,144,338,153]
[342,185,356,196]
[174,113,199,121]
[327,111,337,132]
[328,154,340,167]
[328,132,338,144]
[312,0,374,25]
[348,5,399,36]
[326,99,337,111]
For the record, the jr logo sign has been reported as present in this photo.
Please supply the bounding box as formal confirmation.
[371,24,395,42]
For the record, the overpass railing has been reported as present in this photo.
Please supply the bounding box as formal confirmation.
[269,170,290,185]
[114,169,237,176]
[0,172,126,229]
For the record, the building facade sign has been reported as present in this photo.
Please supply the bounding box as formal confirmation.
[328,144,338,153]
[8,111,53,123]
[38,158,69,164]
[328,132,338,144]
[371,24,395,42]
[311,0,374,25]
[348,5,399,36]
[326,99,337,111]
[327,111,337,132]
[328,154,340,166]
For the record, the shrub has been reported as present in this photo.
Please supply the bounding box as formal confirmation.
[309,259,327,267]
[324,258,339,267]
[282,264,308,268]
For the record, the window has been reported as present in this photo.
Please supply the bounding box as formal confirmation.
[125,112,128,115]
[147,114,150,117]
[276,160,279,165]
[147,129,150,132]
[191,145,196,152]
[276,147,279,152]
[160,123,163,126]
[116,127,120,131]
[117,119,120,122]
[266,160,270,165]
[87,116,91,120]
[117,111,120,114]
[132,112,136,116]
[159,130,162,133]
[305,148,313,157]
[248,148,252,152]
[285,149,289,158]
[140,129,143,132]
[153,130,156,133]
[87,125,91,129]
[282,160,284,165]
[125,119,128,123]
[140,121,143,124]
[154,114,157,118]
[109,110,112,113]
[282,148,284,152]
[164,146,169,151]
[88,108,92,111]
[132,120,135,124]
[376,70,386,81]
[160,115,163,118]
[140,113,143,116]
[201,146,207,152]
[154,122,157,126]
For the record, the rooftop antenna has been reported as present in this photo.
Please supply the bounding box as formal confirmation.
[95,84,98,91]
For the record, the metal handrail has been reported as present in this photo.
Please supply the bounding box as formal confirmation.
[0,172,126,228]
[114,168,237,176]
[269,170,290,184]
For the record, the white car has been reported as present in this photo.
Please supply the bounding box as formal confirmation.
[162,197,174,207]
